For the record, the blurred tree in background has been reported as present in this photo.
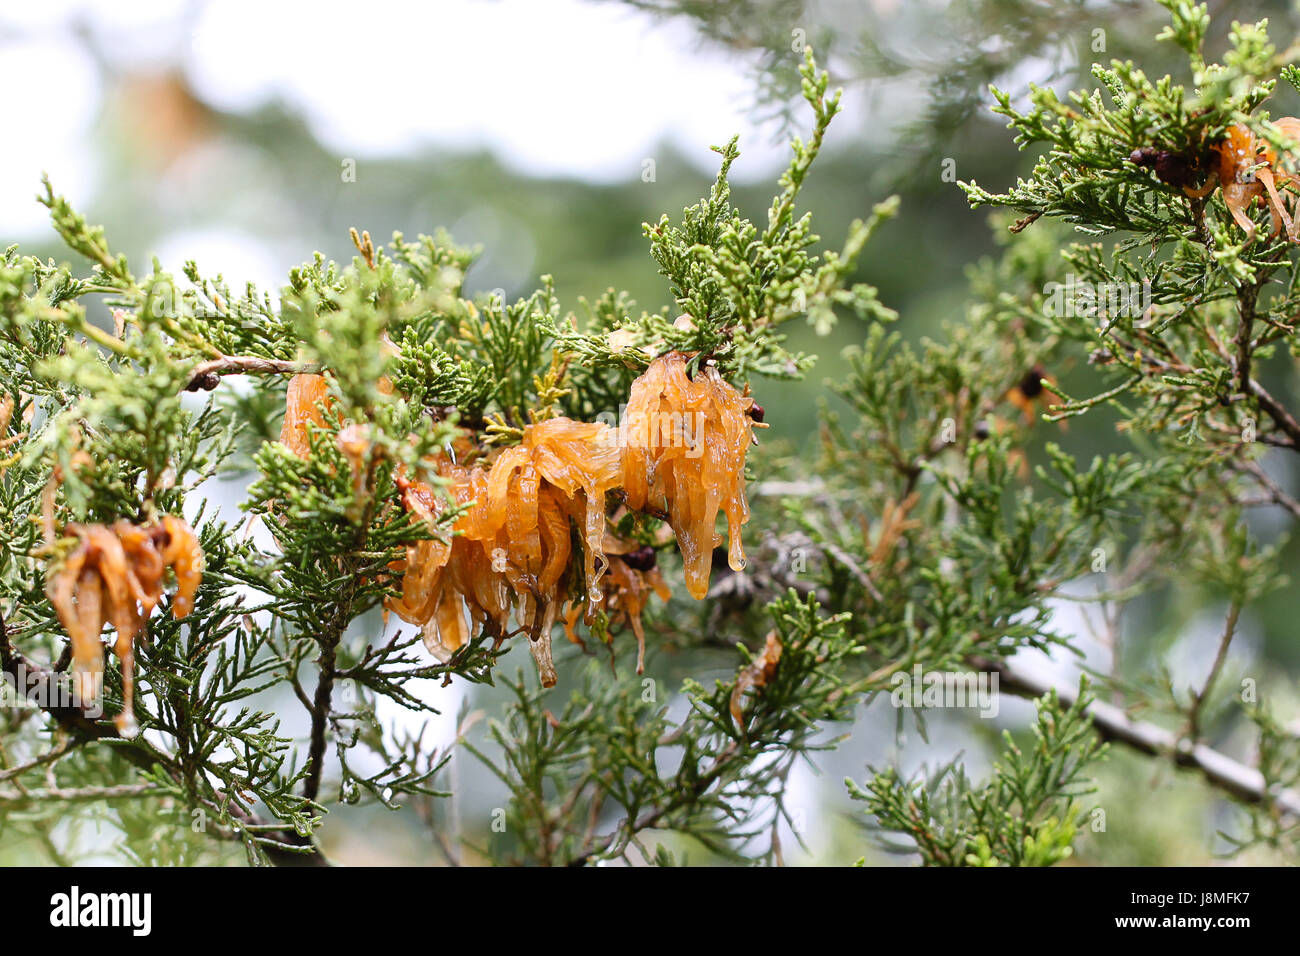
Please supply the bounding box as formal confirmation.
[2,0,1300,865]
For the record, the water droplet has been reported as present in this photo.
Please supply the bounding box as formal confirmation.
[114,712,140,738]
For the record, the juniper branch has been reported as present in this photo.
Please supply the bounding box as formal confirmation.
[985,656,1300,818]
[184,355,316,391]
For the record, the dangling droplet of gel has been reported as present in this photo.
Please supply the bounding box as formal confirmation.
[114,711,140,738]
[728,531,747,573]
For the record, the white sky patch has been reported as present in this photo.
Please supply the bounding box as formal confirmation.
[1015,581,1263,709]
[1163,606,1260,692]
[1018,588,1112,687]
[0,35,100,236]
[153,227,288,302]
[184,0,795,181]
[0,0,874,245]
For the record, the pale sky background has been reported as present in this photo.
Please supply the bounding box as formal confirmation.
[0,0,846,238]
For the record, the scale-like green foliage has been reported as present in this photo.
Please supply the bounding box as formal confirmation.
[850,681,1106,867]
[3,5,1297,866]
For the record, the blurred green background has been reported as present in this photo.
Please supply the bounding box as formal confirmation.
[3,0,1300,865]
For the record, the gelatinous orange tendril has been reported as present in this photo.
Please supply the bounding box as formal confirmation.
[279,373,332,459]
[1183,120,1300,244]
[45,517,203,735]
[729,630,782,730]
[621,351,754,599]
[288,351,756,687]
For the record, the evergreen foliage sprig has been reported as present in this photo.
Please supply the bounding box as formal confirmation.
[850,680,1106,867]
[3,3,1299,867]
[0,49,907,865]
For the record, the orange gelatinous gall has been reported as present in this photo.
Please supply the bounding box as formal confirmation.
[279,373,332,458]
[45,516,203,734]
[729,630,783,730]
[1182,121,1300,243]
[622,352,753,599]
[563,544,671,675]
[385,418,655,688]
[157,515,203,619]
[523,418,622,604]
[382,353,756,688]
